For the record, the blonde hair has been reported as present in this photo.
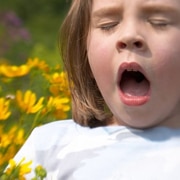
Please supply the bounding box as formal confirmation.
[59,0,113,128]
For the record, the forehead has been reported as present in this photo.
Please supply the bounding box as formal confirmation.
[91,0,180,11]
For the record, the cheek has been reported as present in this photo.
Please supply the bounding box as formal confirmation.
[87,36,112,75]
[151,30,180,64]
[87,36,115,92]
[88,37,110,64]
[154,43,180,70]
[151,44,180,90]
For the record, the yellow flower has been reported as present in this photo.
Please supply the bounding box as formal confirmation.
[43,96,70,119]
[46,72,70,96]
[47,96,70,111]
[0,64,30,77]
[0,126,24,148]
[5,158,32,179]
[0,98,11,120]
[0,126,25,167]
[18,158,32,177]
[48,72,65,83]
[16,90,44,114]
[27,57,49,72]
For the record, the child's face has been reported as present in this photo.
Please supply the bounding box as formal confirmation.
[87,0,180,128]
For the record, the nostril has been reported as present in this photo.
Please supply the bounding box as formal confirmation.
[134,41,143,48]
[118,42,127,49]
[117,40,145,51]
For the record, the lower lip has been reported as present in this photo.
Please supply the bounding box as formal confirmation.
[119,90,150,106]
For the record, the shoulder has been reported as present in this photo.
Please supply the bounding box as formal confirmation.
[34,119,78,135]
[30,119,85,149]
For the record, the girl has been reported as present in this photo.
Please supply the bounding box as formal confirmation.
[15,0,180,179]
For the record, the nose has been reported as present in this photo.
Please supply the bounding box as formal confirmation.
[116,24,146,52]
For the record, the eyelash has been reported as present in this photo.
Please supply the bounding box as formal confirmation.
[98,19,169,32]
[99,22,119,32]
[148,19,169,28]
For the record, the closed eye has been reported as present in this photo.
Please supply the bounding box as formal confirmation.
[148,19,169,27]
[99,22,119,32]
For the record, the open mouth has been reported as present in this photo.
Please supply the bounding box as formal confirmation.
[118,63,150,105]
[120,70,150,96]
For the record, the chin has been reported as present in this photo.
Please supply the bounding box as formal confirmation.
[115,114,162,129]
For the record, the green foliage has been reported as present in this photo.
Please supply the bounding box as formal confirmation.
[0,0,70,20]
[0,0,71,65]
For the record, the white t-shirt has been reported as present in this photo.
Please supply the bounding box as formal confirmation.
[15,119,180,180]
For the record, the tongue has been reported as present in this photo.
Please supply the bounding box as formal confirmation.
[120,75,149,97]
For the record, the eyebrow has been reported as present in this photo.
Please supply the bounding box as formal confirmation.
[92,4,178,16]
[92,7,121,19]
[141,4,179,14]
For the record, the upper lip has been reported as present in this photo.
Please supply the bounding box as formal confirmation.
[117,62,149,84]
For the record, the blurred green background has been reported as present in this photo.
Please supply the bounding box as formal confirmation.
[0,0,70,66]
